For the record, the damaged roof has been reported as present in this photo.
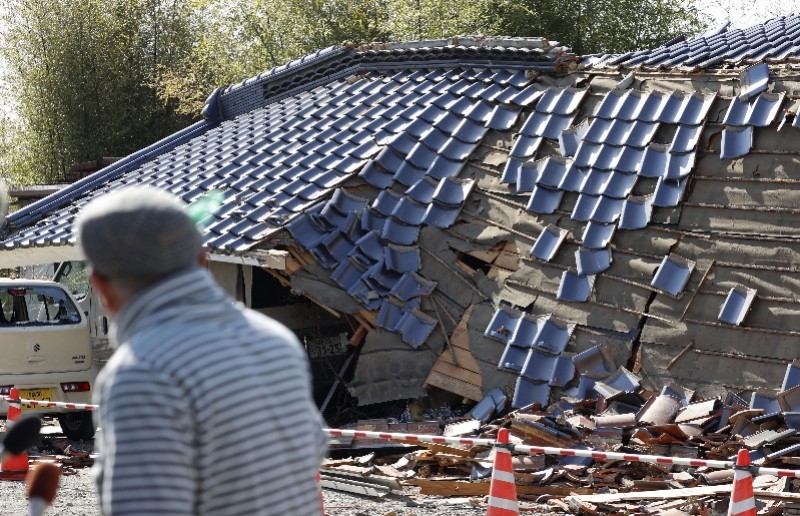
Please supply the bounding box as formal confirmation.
[4,17,800,408]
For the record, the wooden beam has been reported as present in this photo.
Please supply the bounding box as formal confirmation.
[407,479,595,497]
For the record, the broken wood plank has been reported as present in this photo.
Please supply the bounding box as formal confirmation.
[424,370,483,403]
[406,479,595,497]
[413,441,477,458]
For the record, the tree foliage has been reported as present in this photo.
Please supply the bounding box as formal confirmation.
[1,0,705,184]
[0,0,196,184]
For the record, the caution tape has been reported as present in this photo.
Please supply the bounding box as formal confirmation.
[2,396,97,411]
[326,428,494,447]
[324,428,800,478]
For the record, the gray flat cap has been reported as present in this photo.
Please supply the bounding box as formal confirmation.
[75,186,203,279]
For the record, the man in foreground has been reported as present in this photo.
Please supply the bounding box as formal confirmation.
[76,186,328,515]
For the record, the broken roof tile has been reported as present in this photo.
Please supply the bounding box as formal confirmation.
[557,270,594,302]
[740,62,770,100]
[331,257,368,292]
[389,271,436,301]
[396,309,437,349]
[485,307,522,343]
[512,377,550,409]
[651,253,696,297]
[750,390,781,415]
[718,285,757,326]
[575,247,612,275]
[783,360,800,392]
[532,316,575,355]
[572,345,615,374]
[593,367,641,398]
[530,224,569,262]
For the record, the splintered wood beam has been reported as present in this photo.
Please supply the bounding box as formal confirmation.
[349,325,368,348]
[406,479,594,497]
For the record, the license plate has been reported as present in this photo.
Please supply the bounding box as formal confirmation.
[18,388,53,410]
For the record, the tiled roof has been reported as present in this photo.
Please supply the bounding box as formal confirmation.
[585,14,800,69]
[5,19,800,407]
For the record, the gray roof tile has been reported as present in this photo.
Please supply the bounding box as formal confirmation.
[485,306,522,343]
[581,221,615,249]
[720,126,753,159]
[557,270,594,302]
[653,177,688,207]
[530,224,568,262]
[651,253,695,297]
[511,377,550,408]
[535,87,588,115]
[575,247,612,275]
[396,309,437,348]
[619,195,653,229]
[718,285,757,326]
[526,186,564,214]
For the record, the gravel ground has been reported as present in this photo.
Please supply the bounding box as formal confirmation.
[0,467,552,516]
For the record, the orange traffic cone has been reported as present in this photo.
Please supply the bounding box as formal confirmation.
[728,449,756,516]
[316,471,328,516]
[1,387,30,480]
[487,428,519,516]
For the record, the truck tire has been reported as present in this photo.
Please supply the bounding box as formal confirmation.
[58,412,96,441]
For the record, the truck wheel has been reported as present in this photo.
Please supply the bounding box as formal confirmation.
[58,412,96,441]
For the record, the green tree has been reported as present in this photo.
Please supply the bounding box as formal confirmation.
[0,0,196,184]
[489,0,705,55]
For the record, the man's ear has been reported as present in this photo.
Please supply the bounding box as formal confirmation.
[198,250,209,268]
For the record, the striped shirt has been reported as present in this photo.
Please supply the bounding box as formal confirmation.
[93,267,328,515]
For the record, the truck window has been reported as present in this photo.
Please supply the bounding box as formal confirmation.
[0,286,81,325]
[54,261,89,300]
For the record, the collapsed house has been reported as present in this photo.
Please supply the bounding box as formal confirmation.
[3,15,800,422]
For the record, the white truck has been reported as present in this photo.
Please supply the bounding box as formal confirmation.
[0,273,102,440]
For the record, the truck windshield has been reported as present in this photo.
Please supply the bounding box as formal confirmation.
[0,286,82,326]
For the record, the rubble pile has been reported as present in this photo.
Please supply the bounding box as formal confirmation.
[324,371,800,514]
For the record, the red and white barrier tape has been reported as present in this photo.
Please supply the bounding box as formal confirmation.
[324,428,800,477]
[3,396,97,411]
[326,428,494,447]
